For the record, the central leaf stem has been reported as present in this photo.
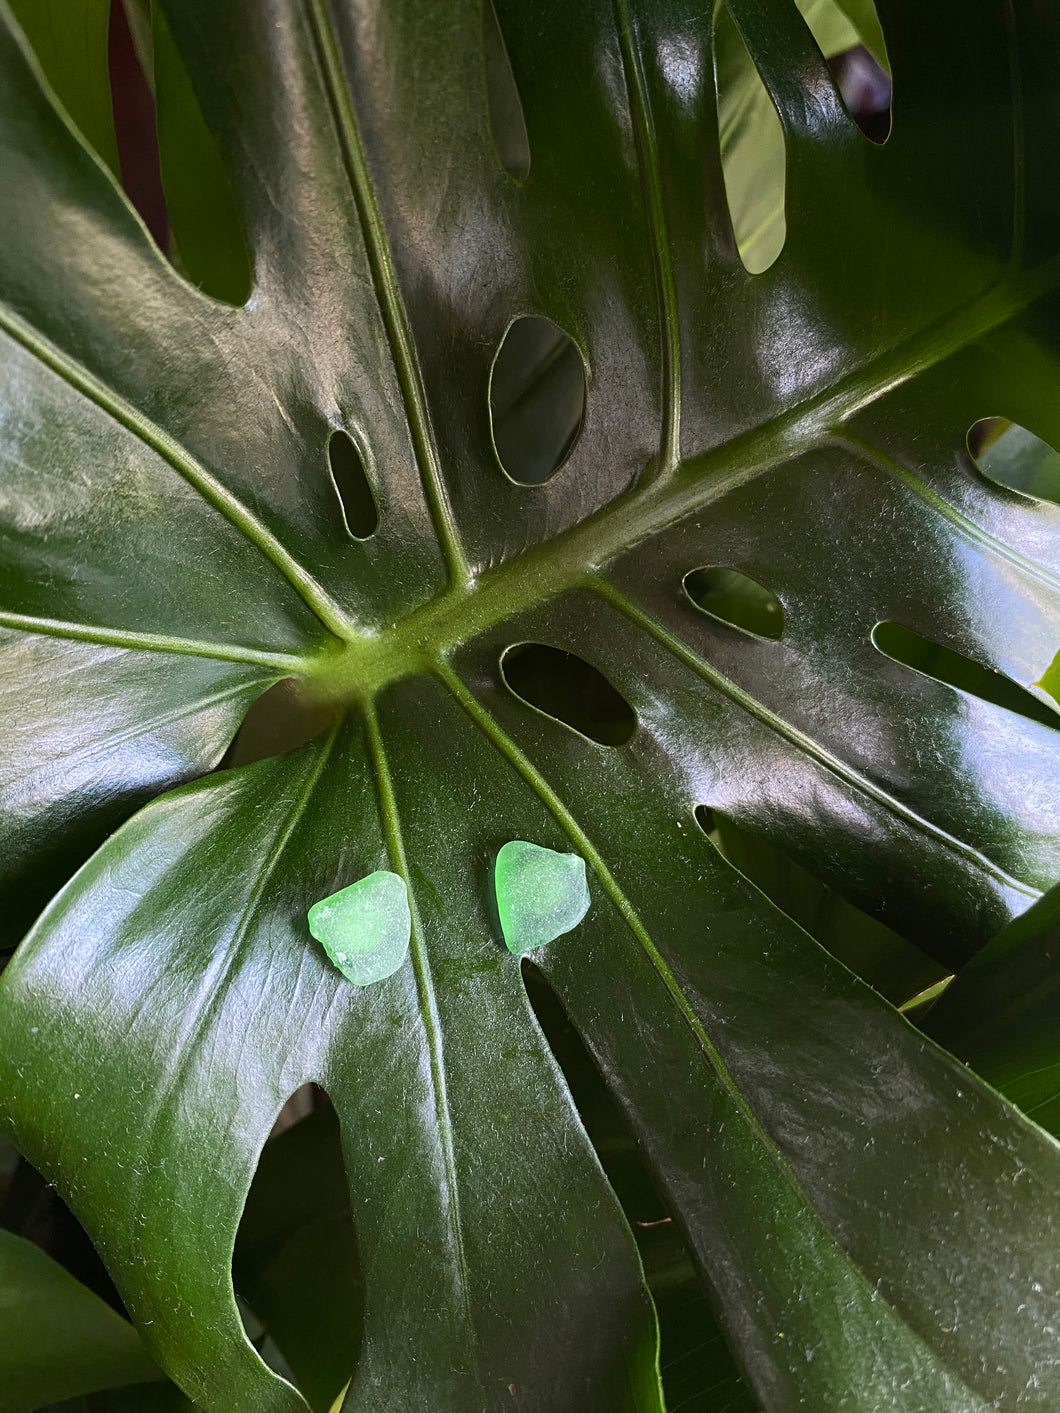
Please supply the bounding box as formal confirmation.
[305,255,1060,706]
[305,428,791,703]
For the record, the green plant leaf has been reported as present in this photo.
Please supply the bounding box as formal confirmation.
[924,881,1060,1137]
[4,0,119,179]
[706,810,948,1006]
[151,0,252,303]
[0,0,1059,1410]
[715,0,889,274]
[520,962,759,1410]
[34,1384,199,1413]
[0,1229,161,1410]
[0,729,663,1411]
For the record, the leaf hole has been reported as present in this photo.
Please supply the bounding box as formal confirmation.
[520,961,753,1410]
[220,679,338,770]
[106,0,252,303]
[108,0,169,250]
[328,430,379,540]
[714,0,785,274]
[489,316,586,485]
[872,622,1060,731]
[234,1093,362,1412]
[682,566,784,638]
[149,4,252,304]
[715,0,890,272]
[500,643,636,746]
[692,806,949,1001]
[828,42,891,144]
[1,1145,127,1319]
[967,417,1060,509]
[482,0,530,181]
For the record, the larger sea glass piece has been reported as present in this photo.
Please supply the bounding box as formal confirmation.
[307,870,411,986]
[494,840,591,955]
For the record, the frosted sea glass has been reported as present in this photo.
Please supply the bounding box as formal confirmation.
[494,840,590,955]
[307,870,411,985]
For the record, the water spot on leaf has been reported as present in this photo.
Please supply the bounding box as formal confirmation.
[501,643,636,745]
[494,841,590,954]
[328,430,378,540]
[683,566,784,638]
[968,418,1060,508]
[482,0,530,181]
[872,622,1060,731]
[308,871,411,986]
[489,316,586,485]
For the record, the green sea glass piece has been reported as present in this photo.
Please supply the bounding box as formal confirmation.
[307,870,411,986]
[494,840,591,955]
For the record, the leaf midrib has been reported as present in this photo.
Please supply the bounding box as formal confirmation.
[3,227,1054,919]
[318,250,1060,701]
[3,145,1055,688]
[6,48,1059,886]
[362,699,479,1375]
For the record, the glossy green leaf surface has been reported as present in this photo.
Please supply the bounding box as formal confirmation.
[0,0,1059,1409]
[0,1230,160,1410]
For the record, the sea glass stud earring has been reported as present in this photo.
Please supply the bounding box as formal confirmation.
[493,840,590,955]
[308,870,411,985]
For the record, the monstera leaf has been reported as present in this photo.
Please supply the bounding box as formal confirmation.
[2,0,1060,1409]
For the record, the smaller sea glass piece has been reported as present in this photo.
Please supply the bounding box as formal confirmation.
[307,870,411,986]
[494,840,590,955]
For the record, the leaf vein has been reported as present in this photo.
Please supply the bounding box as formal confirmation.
[0,609,308,672]
[361,699,479,1371]
[839,432,1060,600]
[0,305,354,641]
[591,575,1041,902]
[303,0,470,591]
[434,657,991,1405]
